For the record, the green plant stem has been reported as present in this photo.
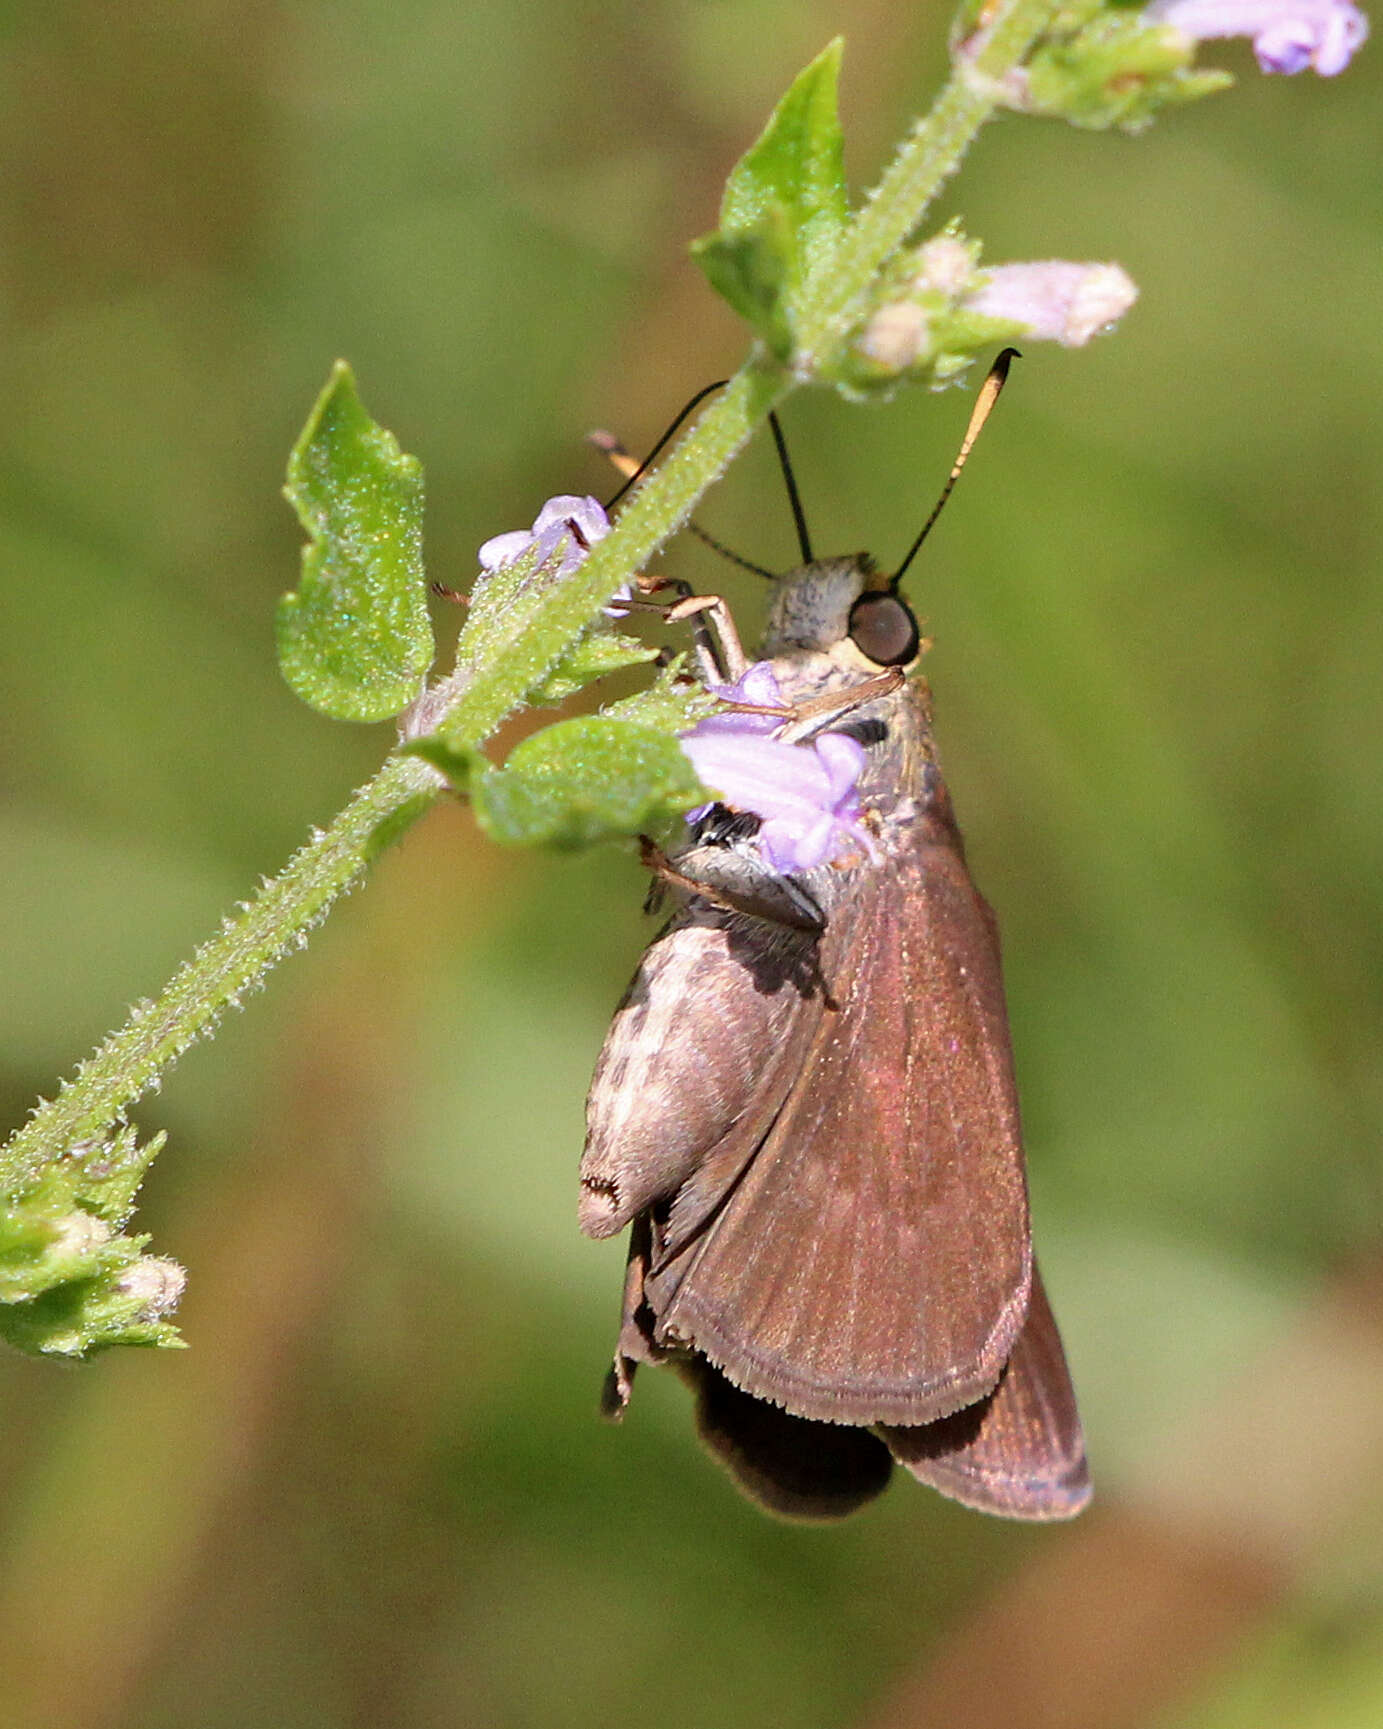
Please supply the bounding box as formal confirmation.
[428,364,790,748]
[0,753,445,1192]
[1,6,1059,1188]
[796,0,1057,364]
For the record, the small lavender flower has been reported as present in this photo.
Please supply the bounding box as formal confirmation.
[967,262,1139,348]
[692,662,791,738]
[478,494,611,575]
[680,662,876,873]
[1146,0,1368,73]
[681,663,791,826]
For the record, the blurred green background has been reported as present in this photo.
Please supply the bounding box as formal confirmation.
[2,3,1381,1726]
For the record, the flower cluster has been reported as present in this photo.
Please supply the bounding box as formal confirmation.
[851,232,1139,386]
[679,664,875,874]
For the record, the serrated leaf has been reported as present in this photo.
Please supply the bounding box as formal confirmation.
[278,361,434,722]
[693,38,848,345]
[472,717,706,851]
[720,38,847,281]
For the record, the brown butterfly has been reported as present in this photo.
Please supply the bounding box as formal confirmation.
[580,356,1090,1520]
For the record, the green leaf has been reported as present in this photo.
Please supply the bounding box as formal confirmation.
[720,38,847,281]
[693,38,848,351]
[1024,19,1233,131]
[691,219,797,362]
[601,655,719,735]
[472,717,707,851]
[278,361,434,722]
[529,628,659,706]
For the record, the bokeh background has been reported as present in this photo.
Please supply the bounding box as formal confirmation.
[2,3,1381,1726]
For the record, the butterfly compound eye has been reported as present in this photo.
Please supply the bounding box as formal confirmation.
[847,592,920,668]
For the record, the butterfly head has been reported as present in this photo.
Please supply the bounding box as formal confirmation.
[761,555,922,674]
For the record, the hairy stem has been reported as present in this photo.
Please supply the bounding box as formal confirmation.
[0,752,445,1191]
[796,0,1056,362]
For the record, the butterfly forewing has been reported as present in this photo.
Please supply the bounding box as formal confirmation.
[644,797,1033,1428]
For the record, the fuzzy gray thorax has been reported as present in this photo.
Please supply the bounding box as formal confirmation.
[760,554,874,659]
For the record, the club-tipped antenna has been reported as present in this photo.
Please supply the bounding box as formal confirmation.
[768,410,812,564]
[602,380,728,513]
[890,347,1020,592]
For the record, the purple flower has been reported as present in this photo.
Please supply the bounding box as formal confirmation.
[478,494,611,575]
[967,262,1138,348]
[1146,0,1368,73]
[680,661,877,873]
[692,662,792,738]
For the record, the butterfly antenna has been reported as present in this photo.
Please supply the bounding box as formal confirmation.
[891,348,1020,592]
[601,380,728,513]
[685,520,777,579]
[593,383,783,579]
[768,410,812,564]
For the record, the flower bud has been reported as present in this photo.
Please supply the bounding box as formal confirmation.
[117,1256,187,1321]
[966,262,1139,347]
[856,301,932,373]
